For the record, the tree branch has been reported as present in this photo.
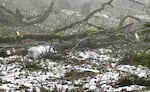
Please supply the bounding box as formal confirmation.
[54,0,114,33]
[117,15,142,31]
[0,0,54,25]
[129,0,150,16]
[22,0,54,25]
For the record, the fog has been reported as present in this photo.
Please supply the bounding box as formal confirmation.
[0,0,149,16]
[0,0,150,92]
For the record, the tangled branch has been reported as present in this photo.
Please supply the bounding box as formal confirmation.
[0,0,54,25]
[54,0,114,33]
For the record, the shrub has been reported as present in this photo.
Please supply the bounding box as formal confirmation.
[131,53,150,68]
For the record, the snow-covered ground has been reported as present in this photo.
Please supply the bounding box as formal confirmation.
[0,48,150,92]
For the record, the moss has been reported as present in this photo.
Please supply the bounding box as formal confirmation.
[144,87,150,91]
[39,87,50,92]
[118,74,150,87]
[131,53,150,68]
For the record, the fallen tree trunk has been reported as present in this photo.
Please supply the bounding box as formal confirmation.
[0,30,127,58]
[0,32,88,43]
[0,38,115,58]
[0,29,122,45]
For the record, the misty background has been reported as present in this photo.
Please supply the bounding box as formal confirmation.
[0,0,149,17]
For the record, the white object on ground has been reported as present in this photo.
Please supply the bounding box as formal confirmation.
[26,45,57,59]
